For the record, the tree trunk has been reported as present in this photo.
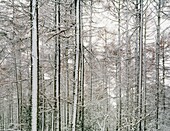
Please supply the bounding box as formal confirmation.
[81,47,85,131]
[143,9,147,131]
[118,0,122,130]
[66,39,70,130]
[72,0,81,130]
[31,0,39,130]
[57,0,61,130]
[12,0,20,128]
[135,0,139,130]
[53,0,61,130]
[125,1,130,130]
[29,0,33,130]
[139,0,143,130]
[155,0,161,129]
[162,36,165,126]
[89,0,93,101]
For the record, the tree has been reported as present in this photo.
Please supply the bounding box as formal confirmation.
[138,0,144,130]
[31,0,39,130]
[72,0,81,130]
[155,0,161,129]
[0,0,170,130]
[118,0,122,130]
[52,0,61,130]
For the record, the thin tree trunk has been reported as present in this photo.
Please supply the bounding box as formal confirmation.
[89,0,93,101]
[12,0,20,127]
[53,0,61,130]
[29,0,33,130]
[135,0,139,130]
[162,36,165,126]
[72,0,81,130]
[104,29,109,131]
[125,1,130,130]
[57,0,61,130]
[139,0,143,130]
[155,0,161,129]
[118,0,122,130]
[143,9,147,131]
[36,0,40,128]
[116,58,119,131]
[17,42,23,131]
[81,47,85,131]
[66,39,70,130]
[41,69,45,131]
[31,0,39,130]
[10,88,14,125]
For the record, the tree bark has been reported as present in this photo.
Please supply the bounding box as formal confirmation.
[139,0,143,130]
[155,0,161,129]
[90,0,93,101]
[72,0,81,131]
[31,0,39,130]
[118,0,122,130]
[143,9,147,131]
[135,0,139,130]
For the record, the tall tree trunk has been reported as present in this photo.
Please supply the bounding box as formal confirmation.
[139,0,143,130]
[125,1,130,130]
[41,68,45,131]
[118,0,122,130]
[81,47,85,131]
[57,0,61,130]
[65,39,70,130]
[135,0,139,130]
[155,0,161,129]
[9,87,14,125]
[116,58,119,131]
[53,0,61,130]
[143,10,147,131]
[12,0,20,127]
[162,36,165,126]
[31,0,39,130]
[89,0,93,101]
[72,0,81,130]
[29,0,33,130]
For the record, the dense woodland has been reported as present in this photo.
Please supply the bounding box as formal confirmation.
[0,0,170,130]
